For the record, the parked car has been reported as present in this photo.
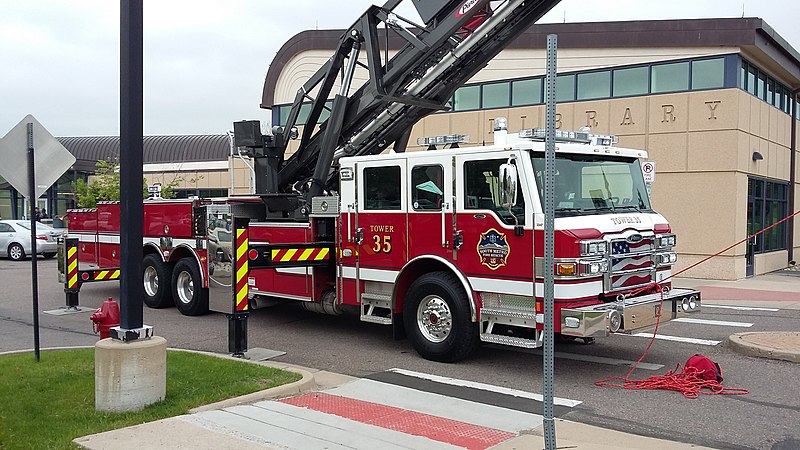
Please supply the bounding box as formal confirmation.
[0,220,66,261]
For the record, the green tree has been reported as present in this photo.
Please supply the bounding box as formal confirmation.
[74,158,186,208]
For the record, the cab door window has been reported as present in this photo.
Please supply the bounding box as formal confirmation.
[363,166,401,210]
[464,158,525,225]
[411,165,444,210]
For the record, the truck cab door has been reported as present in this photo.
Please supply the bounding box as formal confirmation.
[454,152,534,286]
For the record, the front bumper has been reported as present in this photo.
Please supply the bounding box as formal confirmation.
[560,288,700,337]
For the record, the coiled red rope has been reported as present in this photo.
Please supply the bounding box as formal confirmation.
[591,209,800,398]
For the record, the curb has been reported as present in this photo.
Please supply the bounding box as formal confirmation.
[728,333,800,363]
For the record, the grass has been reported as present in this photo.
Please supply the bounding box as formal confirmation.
[0,348,301,450]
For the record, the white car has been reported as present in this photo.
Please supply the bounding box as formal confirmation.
[0,220,66,261]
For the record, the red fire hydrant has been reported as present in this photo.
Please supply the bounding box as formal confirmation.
[90,297,120,339]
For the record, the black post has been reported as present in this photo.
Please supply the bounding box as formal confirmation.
[118,0,144,334]
[27,123,40,361]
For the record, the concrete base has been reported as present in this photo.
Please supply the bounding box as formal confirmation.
[95,336,167,412]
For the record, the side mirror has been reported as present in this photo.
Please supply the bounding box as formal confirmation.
[499,163,518,208]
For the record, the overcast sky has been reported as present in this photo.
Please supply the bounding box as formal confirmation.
[1,0,798,138]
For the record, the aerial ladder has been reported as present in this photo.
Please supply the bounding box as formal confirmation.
[234,0,562,214]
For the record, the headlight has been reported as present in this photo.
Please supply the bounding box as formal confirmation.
[656,234,676,248]
[580,239,607,256]
[578,259,609,276]
[656,252,677,266]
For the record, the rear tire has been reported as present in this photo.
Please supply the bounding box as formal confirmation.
[8,243,25,261]
[143,254,174,309]
[403,271,478,362]
[171,258,208,316]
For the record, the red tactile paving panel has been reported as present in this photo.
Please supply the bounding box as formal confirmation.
[280,392,515,450]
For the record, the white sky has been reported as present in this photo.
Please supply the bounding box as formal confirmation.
[1,0,798,137]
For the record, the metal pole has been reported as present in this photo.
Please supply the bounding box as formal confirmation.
[542,33,558,450]
[118,0,144,334]
[27,123,41,362]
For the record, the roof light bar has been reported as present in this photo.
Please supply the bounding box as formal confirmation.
[518,128,619,146]
[416,134,470,146]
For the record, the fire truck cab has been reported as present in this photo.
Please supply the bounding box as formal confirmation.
[242,121,700,362]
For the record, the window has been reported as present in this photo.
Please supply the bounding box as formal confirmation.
[173,189,229,199]
[691,58,724,90]
[577,71,611,100]
[453,85,480,111]
[512,78,542,106]
[748,177,788,253]
[766,79,775,106]
[757,72,767,101]
[613,66,649,97]
[739,61,747,91]
[0,223,12,232]
[531,154,651,216]
[747,64,757,96]
[651,62,689,93]
[482,82,510,109]
[364,166,401,210]
[411,165,444,210]
[556,74,575,102]
[464,159,524,225]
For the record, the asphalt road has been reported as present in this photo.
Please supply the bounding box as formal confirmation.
[1,257,798,450]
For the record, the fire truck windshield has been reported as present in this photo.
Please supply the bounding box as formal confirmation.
[531,153,652,216]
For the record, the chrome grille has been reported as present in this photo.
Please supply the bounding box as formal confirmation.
[608,235,655,291]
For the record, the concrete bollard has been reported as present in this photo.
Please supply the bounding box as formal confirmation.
[95,336,167,412]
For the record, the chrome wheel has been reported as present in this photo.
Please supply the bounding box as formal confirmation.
[175,270,194,305]
[143,265,159,297]
[416,295,452,343]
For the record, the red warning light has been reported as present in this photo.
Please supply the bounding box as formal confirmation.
[81,273,90,281]
[248,249,258,260]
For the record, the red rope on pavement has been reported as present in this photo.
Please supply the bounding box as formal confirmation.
[595,365,749,398]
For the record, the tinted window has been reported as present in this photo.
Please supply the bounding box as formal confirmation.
[512,78,542,106]
[556,74,575,102]
[364,166,401,210]
[691,58,724,90]
[651,62,689,93]
[453,85,480,111]
[613,66,649,97]
[577,71,611,100]
[411,165,444,210]
[464,159,524,225]
[482,82,510,109]
[0,223,13,232]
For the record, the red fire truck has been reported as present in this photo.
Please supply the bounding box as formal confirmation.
[61,0,700,361]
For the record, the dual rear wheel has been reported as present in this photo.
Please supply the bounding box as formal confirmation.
[142,255,208,316]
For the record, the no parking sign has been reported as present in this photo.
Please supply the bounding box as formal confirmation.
[641,160,656,184]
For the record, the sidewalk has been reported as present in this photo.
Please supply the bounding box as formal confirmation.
[73,358,716,450]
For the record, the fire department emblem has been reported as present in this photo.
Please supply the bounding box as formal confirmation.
[477,229,510,270]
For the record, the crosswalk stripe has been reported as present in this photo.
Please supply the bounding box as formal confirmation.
[388,368,581,407]
[702,304,780,312]
[672,317,753,327]
[629,333,720,346]
[327,378,543,433]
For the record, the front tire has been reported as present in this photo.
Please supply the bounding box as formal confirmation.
[171,258,208,316]
[8,243,25,261]
[403,271,478,362]
[143,254,174,309]
[42,252,56,259]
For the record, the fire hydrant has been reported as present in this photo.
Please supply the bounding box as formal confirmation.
[90,297,120,339]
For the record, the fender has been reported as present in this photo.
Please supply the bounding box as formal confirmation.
[168,243,206,285]
[142,242,162,260]
[393,254,477,321]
